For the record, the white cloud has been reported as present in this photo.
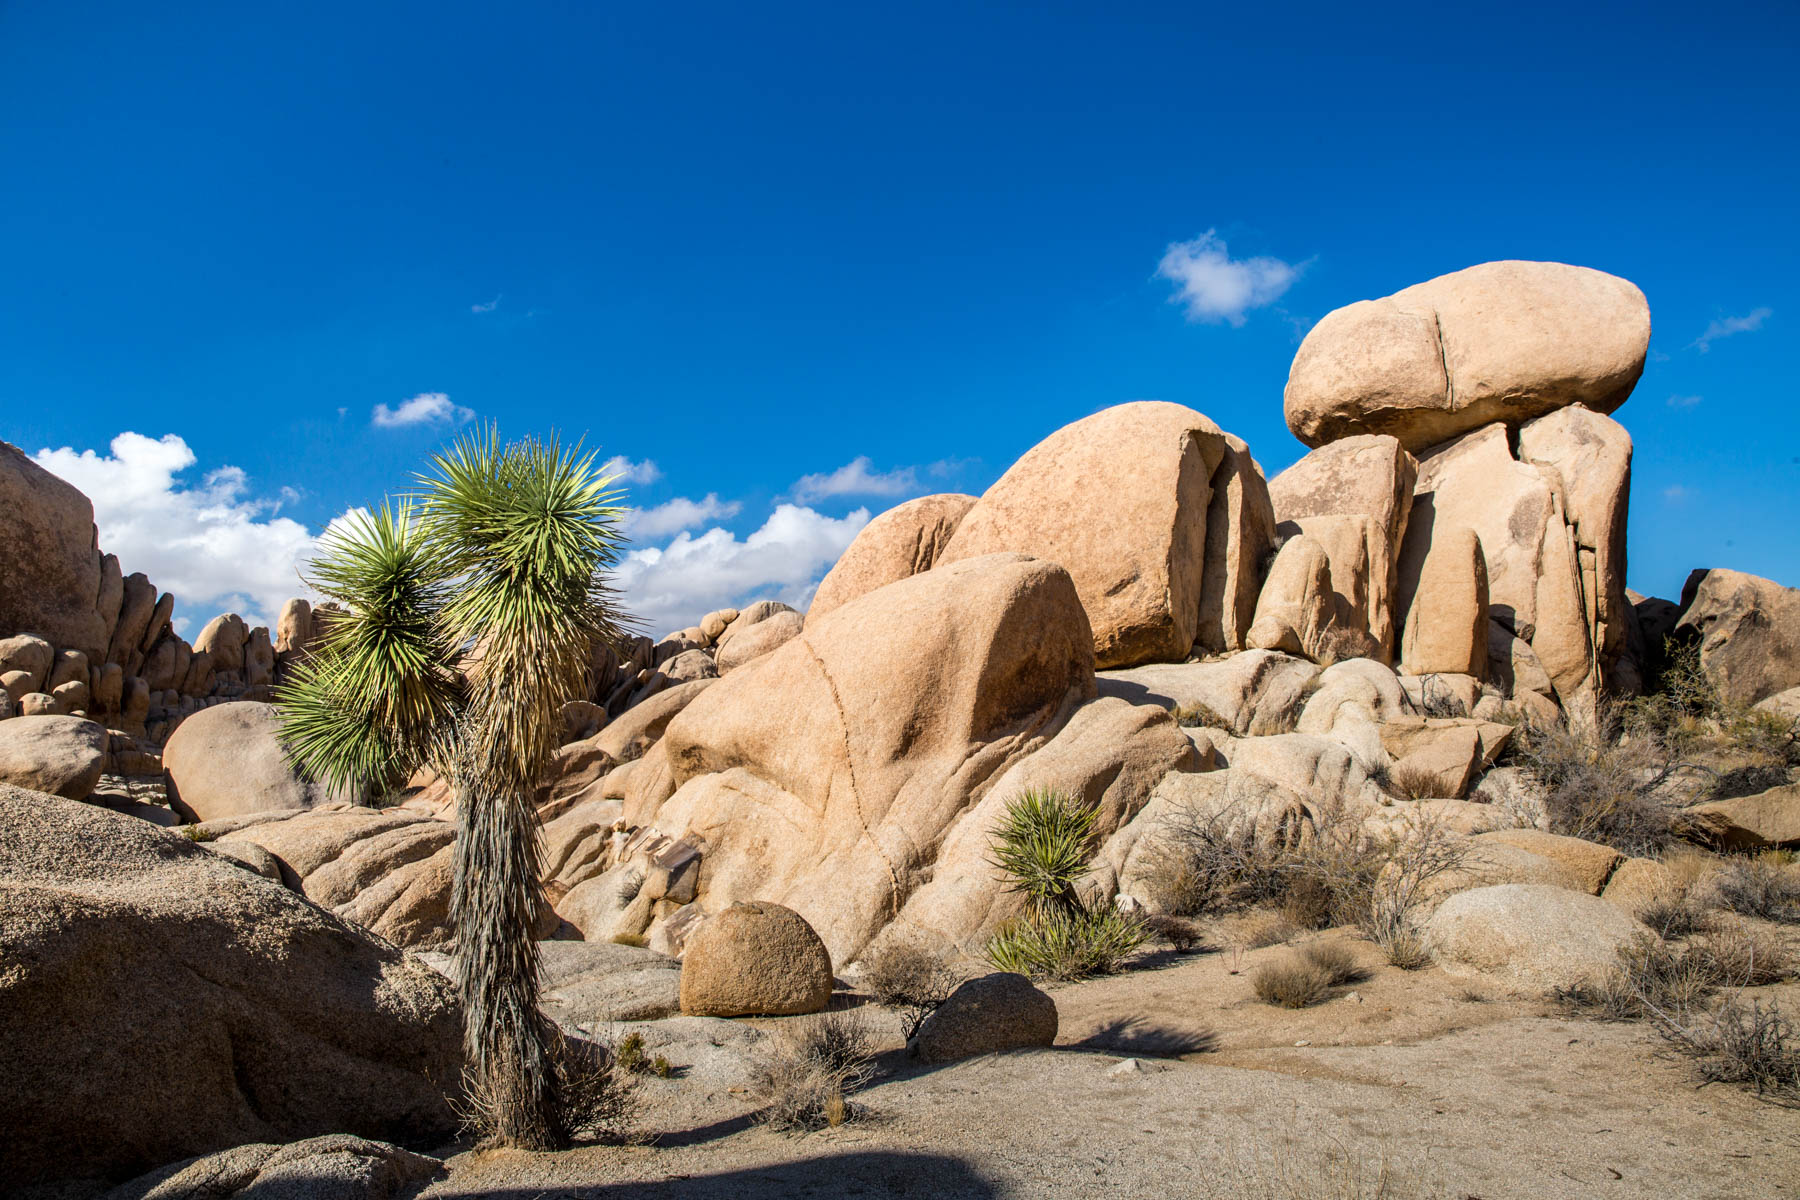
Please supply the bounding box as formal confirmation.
[471,295,500,314]
[1663,484,1693,503]
[1667,394,1703,409]
[1692,306,1772,352]
[600,455,663,486]
[622,493,743,540]
[33,433,331,630]
[614,503,869,636]
[791,456,919,503]
[1156,230,1299,326]
[370,392,474,428]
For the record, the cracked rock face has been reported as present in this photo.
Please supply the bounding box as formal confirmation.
[1283,260,1649,452]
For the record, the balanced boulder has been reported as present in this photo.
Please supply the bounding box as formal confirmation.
[941,401,1227,668]
[0,785,462,1191]
[679,900,834,1017]
[1284,261,1649,452]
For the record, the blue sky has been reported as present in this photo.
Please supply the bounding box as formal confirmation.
[2,1,1795,633]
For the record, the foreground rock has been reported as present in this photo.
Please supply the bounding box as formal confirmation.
[540,939,684,1024]
[1284,260,1649,451]
[1677,568,1800,706]
[163,701,355,822]
[1423,883,1651,993]
[0,714,107,799]
[1676,782,1800,850]
[911,972,1058,1063]
[0,785,462,1192]
[102,1135,443,1200]
[679,901,833,1016]
[941,401,1228,668]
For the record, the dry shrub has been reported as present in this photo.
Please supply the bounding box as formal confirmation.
[1313,625,1377,667]
[1141,912,1207,951]
[859,941,964,1039]
[754,1011,876,1131]
[1380,929,1431,971]
[1252,955,1332,1009]
[1281,874,1336,929]
[612,1031,673,1079]
[1383,761,1445,802]
[1408,675,1466,720]
[1359,812,1469,969]
[1656,997,1800,1102]
[1691,923,1791,986]
[458,1027,634,1146]
[1712,856,1800,924]
[1236,911,1301,950]
[1172,700,1232,731]
[1513,710,1689,857]
[1300,940,1366,986]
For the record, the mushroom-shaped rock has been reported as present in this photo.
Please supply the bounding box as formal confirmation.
[911,972,1057,1063]
[1284,261,1649,452]
[808,493,978,622]
[678,900,834,1017]
[941,401,1227,668]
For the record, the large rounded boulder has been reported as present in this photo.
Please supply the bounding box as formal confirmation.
[912,972,1058,1063]
[1423,883,1652,994]
[0,784,462,1192]
[1284,261,1649,452]
[678,900,834,1016]
[807,492,978,622]
[940,401,1228,668]
[0,714,108,799]
[162,701,354,822]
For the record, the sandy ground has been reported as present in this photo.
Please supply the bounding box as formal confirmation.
[415,932,1800,1200]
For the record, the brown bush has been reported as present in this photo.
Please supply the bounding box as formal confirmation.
[1252,956,1332,1009]
[1300,940,1366,986]
[754,1011,876,1131]
[859,941,964,1039]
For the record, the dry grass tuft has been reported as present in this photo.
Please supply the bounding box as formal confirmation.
[1172,700,1232,730]
[1300,940,1367,986]
[1712,856,1800,924]
[859,941,964,1039]
[754,1011,877,1131]
[1656,996,1800,1102]
[1383,761,1445,802]
[457,1027,634,1146]
[1252,955,1332,1009]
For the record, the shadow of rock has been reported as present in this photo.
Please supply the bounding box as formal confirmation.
[1068,1016,1218,1058]
[416,1150,1001,1198]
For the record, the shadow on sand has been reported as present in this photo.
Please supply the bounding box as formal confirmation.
[414,1149,1001,1198]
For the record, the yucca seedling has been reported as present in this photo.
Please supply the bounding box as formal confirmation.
[987,788,1098,918]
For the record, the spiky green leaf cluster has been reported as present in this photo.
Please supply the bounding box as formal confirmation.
[987,787,1099,916]
[276,502,464,797]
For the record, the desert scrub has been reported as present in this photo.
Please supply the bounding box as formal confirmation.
[754,1012,876,1131]
[981,789,1147,981]
[1558,926,1789,1023]
[179,826,217,843]
[1359,811,1470,969]
[1381,760,1446,802]
[612,1031,674,1079]
[1511,709,1688,857]
[1172,700,1232,730]
[859,941,963,1038]
[1711,855,1800,923]
[458,1026,634,1145]
[1656,996,1800,1102]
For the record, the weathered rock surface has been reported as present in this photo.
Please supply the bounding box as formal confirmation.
[101,1135,443,1200]
[1246,535,1336,660]
[540,939,684,1025]
[911,972,1057,1064]
[679,901,834,1017]
[1677,782,1800,850]
[1196,435,1278,655]
[1677,568,1800,706]
[1398,524,1489,678]
[1423,883,1651,993]
[0,714,108,799]
[808,493,978,622]
[1098,650,1319,737]
[713,608,804,674]
[1284,261,1649,451]
[642,553,1102,962]
[0,786,462,1192]
[1268,435,1417,659]
[0,441,108,662]
[1472,829,1623,895]
[163,701,355,822]
[941,401,1227,668]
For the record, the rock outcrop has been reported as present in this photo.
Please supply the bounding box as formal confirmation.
[163,701,356,822]
[808,493,978,622]
[1677,569,1800,706]
[941,401,1229,668]
[1284,261,1649,451]
[0,785,462,1192]
[0,442,108,663]
[0,713,108,799]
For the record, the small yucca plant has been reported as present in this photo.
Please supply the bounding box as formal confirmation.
[987,788,1097,919]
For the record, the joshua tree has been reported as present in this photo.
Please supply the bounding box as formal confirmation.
[278,429,630,1148]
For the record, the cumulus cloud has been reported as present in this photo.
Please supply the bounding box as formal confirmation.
[1692,306,1772,352]
[371,392,474,428]
[1667,394,1703,409]
[622,493,743,540]
[791,456,919,503]
[1156,230,1300,325]
[614,503,869,636]
[33,433,327,629]
[600,455,664,486]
